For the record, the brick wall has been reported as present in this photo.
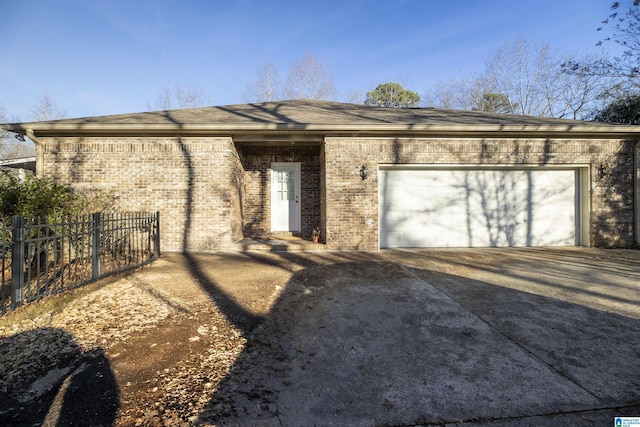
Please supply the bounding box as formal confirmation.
[238,146,321,239]
[324,137,638,250]
[39,135,637,252]
[228,143,245,244]
[41,136,242,252]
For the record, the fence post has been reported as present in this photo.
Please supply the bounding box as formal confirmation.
[153,211,161,258]
[11,215,25,308]
[92,212,101,281]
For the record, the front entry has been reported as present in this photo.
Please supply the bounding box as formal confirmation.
[271,162,301,232]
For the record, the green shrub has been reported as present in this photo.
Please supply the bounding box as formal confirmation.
[0,173,90,219]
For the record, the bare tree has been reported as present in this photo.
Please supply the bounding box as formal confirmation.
[482,37,555,116]
[483,36,607,118]
[423,78,497,111]
[422,80,466,109]
[1,93,67,159]
[244,59,281,102]
[424,36,610,119]
[147,84,212,111]
[284,53,337,100]
[555,53,612,119]
[0,103,35,159]
[29,93,67,121]
[0,103,15,153]
[345,89,365,104]
[597,0,640,81]
[473,93,514,113]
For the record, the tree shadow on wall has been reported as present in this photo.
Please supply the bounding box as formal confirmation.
[0,328,119,427]
[594,141,638,248]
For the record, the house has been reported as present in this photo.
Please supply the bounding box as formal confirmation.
[0,156,36,182]
[2,100,639,251]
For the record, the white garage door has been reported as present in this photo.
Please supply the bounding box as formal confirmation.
[379,168,579,248]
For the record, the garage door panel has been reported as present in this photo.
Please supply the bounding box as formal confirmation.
[382,213,469,247]
[528,170,576,246]
[380,169,577,248]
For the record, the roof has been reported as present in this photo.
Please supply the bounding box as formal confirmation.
[2,100,640,141]
[0,156,36,171]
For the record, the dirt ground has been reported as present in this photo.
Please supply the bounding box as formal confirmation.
[0,250,380,426]
[0,248,639,426]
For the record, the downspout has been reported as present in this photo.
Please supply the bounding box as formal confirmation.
[25,129,44,178]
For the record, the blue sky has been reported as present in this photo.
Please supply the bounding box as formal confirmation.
[1,0,619,120]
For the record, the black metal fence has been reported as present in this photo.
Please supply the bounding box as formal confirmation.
[1,211,160,314]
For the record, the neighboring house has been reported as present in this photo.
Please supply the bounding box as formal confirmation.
[1,100,639,251]
[0,156,36,182]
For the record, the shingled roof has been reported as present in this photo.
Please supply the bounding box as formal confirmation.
[3,100,640,139]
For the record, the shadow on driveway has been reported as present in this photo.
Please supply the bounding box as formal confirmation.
[189,249,640,426]
[0,328,118,427]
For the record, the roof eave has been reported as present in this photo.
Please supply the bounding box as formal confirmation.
[3,122,640,140]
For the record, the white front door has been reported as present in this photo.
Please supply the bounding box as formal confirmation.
[271,163,301,232]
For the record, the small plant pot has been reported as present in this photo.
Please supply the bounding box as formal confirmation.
[312,236,319,243]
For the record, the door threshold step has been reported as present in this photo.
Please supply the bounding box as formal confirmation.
[234,237,324,252]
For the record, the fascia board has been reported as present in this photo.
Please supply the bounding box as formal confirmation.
[2,122,640,139]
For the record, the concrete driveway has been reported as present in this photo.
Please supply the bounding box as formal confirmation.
[196,248,640,426]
